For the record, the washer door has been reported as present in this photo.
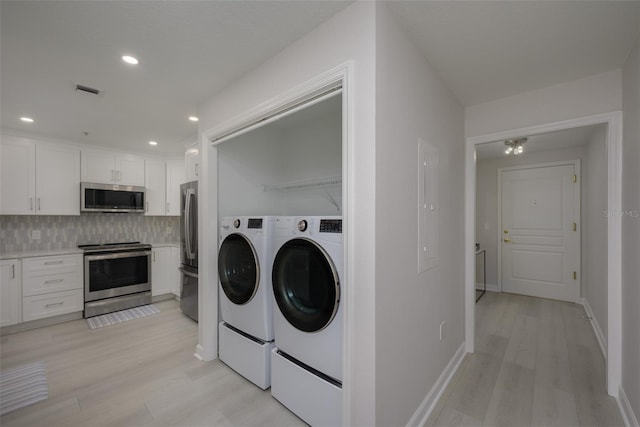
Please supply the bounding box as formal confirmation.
[272,238,340,333]
[218,234,259,305]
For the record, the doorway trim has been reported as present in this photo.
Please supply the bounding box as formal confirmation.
[496,160,581,303]
[198,62,355,425]
[464,111,622,397]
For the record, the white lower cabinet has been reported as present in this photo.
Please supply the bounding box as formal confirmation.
[1,259,22,327]
[23,290,83,322]
[151,247,171,296]
[21,254,83,322]
[170,246,181,297]
[152,246,181,297]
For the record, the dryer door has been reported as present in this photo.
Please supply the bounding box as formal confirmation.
[272,238,340,333]
[218,234,259,305]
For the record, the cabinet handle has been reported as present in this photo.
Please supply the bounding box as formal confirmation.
[37,198,41,211]
[12,264,15,279]
[117,170,121,181]
[45,302,64,308]
[146,202,149,213]
[194,163,199,177]
[44,260,64,265]
[153,251,156,262]
[44,279,64,284]
[30,197,34,211]
[111,169,115,181]
[166,202,170,213]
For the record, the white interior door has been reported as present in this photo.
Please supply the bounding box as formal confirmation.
[501,164,579,302]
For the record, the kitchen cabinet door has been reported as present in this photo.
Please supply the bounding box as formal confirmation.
[144,160,166,216]
[151,247,172,296]
[36,144,80,215]
[185,147,199,182]
[166,159,186,216]
[81,149,117,184]
[117,154,145,186]
[170,246,181,297]
[1,259,22,327]
[0,138,36,214]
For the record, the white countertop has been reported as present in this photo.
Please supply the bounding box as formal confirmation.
[0,247,84,260]
[1,242,180,260]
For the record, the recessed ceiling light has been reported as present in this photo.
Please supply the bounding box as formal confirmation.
[20,117,34,123]
[149,141,158,146]
[122,55,139,65]
[188,116,199,122]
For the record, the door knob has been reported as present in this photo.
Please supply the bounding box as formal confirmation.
[504,238,511,243]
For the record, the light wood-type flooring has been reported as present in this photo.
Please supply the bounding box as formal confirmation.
[0,299,305,427]
[1,293,624,427]
[427,291,624,427]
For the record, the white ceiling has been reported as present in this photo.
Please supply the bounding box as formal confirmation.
[0,1,351,154]
[388,1,640,106]
[2,1,639,154]
[475,124,602,160]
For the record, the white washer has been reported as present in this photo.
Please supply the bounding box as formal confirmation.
[270,216,343,426]
[218,216,276,389]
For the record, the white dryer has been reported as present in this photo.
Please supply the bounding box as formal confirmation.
[218,216,276,390]
[270,216,344,426]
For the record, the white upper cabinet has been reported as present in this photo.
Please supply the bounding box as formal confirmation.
[185,146,199,182]
[144,159,166,216]
[36,144,81,215]
[1,138,35,214]
[81,149,145,186]
[1,136,80,215]
[166,158,186,216]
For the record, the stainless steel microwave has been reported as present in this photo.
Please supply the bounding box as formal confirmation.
[81,182,145,213]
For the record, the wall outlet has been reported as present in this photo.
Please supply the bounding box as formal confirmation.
[31,230,41,240]
[439,321,446,341]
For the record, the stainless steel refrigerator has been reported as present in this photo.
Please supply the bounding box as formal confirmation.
[179,181,198,321]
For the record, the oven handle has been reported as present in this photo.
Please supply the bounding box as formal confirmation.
[85,250,151,261]
[179,267,198,279]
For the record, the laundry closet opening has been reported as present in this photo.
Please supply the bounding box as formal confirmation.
[213,91,346,426]
[217,92,343,217]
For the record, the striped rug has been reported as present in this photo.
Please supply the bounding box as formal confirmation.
[0,362,48,416]
[86,304,160,330]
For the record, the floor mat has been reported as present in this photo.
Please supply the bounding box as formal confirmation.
[86,304,160,329]
[0,362,48,416]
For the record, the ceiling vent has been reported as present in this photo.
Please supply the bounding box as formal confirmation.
[75,84,100,95]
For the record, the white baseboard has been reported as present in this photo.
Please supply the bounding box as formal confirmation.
[475,282,500,292]
[581,297,607,360]
[617,385,640,427]
[406,342,466,427]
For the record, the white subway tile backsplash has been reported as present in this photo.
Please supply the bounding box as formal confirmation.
[0,214,179,253]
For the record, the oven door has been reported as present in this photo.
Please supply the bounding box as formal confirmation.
[84,250,151,302]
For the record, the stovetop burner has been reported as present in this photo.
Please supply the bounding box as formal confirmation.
[78,241,151,253]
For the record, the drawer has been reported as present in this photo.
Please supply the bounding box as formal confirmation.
[23,289,83,322]
[23,270,82,296]
[23,254,81,276]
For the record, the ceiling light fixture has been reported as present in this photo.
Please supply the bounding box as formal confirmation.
[20,117,34,123]
[504,137,527,155]
[188,116,199,122]
[122,55,139,65]
[148,141,158,146]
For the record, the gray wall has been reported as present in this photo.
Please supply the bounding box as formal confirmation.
[622,32,640,422]
[0,214,179,253]
[375,4,465,425]
[584,126,608,344]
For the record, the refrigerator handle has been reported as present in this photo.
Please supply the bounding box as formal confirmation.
[179,266,198,279]
[185,188,196,260]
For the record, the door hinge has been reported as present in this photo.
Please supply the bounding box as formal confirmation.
[573,271,577,280]
[573,222,577,232]
[573,174,577,183]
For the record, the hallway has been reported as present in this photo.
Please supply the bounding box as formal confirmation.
[427,292,623,426]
